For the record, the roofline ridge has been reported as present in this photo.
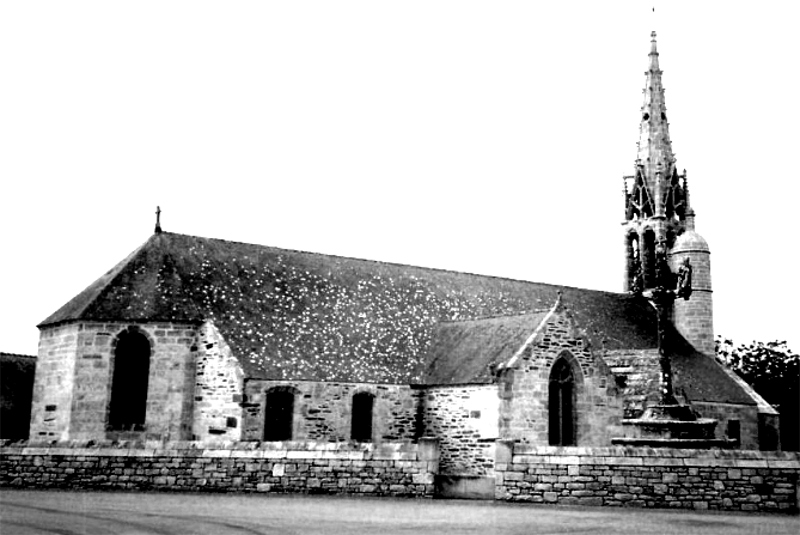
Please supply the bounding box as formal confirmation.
[169,231,627,298]
[0,352,37,359]
[38,316,206,330]
[435,309,551,324]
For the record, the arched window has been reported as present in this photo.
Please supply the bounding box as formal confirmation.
[549,357,576,446]
[108,327,151,431]
[264,388,295,441]
[626,233,640,291]
[351,392,374,442]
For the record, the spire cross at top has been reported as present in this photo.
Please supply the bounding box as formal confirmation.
[155,206,162,234]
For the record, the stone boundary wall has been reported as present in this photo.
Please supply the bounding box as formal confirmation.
[0,439,439,497]
[495,441,800,513]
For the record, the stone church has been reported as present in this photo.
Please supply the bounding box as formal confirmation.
[29,33,777,475]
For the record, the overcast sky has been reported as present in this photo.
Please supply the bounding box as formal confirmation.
[1,1,797,356]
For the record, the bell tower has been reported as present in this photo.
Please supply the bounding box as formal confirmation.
[622,32,714,355]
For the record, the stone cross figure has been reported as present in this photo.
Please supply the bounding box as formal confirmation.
[631,265,644,295]
[648,242,692,406]
[654,238,672,290]
[676,257,692,300]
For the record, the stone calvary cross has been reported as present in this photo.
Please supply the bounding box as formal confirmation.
[648,239,692,405]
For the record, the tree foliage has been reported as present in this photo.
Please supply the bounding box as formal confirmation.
[716,337,799,451]
[715,337,798,406]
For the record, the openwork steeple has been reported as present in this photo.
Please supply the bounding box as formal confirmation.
[623,32,690,292]
[622,31,715,356]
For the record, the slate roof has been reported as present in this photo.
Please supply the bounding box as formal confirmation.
[40,231,659,383]
[668,328,755,405]
[423,312,548,385]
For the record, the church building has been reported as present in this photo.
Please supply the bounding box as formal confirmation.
[29,33,778,476]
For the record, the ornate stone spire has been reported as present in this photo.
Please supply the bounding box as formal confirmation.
[636,31,675,200]
[623,32,689,292]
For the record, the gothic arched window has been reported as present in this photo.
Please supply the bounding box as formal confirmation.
[626,232,641,292]
[108,327,151,431]
[264,388,295,441]
[549,356,576,446]
[351,392,374,442]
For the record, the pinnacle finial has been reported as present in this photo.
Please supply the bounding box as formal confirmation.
[649,32,660,68]
[155,206,162,234]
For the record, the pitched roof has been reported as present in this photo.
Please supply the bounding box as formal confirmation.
[39,232,658,383]
[668,328,756,406]
[423,312,548,385]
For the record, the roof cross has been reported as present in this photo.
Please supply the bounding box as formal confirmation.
[155,206,162,234]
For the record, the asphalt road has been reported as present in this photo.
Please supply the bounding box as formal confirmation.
[0,489,797,535]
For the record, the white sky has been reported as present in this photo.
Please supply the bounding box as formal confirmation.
[1,1,797,356]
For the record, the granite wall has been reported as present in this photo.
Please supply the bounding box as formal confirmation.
[499,312,624,446]
[495,442,800,513]
[242,380,418,443]
[30,322,197,442]
[0,439,439,497]
[418,384,498,475]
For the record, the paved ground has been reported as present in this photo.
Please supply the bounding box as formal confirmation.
[0,489,797,535]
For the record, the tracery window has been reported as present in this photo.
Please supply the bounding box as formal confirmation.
[548,356,576,446]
